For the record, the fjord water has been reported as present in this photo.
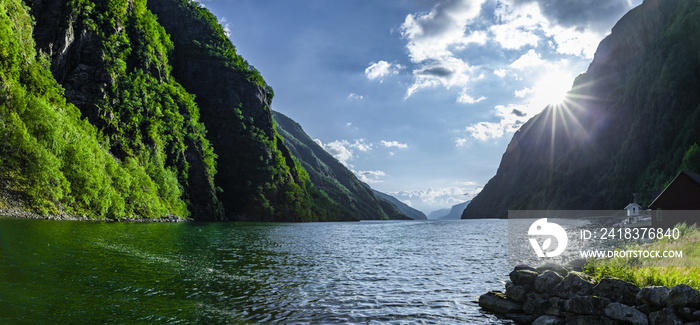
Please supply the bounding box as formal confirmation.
[0,218,511,324]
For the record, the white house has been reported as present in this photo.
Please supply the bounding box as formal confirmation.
[624,202,641,217]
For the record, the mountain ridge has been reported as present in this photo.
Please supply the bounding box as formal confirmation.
[463,0,700,218]
[273,110,419,220]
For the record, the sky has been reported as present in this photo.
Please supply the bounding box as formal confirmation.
[196,0,643,215]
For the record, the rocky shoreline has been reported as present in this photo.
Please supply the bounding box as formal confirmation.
[479,264,700,325]
[0,206,188,222]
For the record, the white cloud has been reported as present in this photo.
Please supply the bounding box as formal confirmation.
[219,17,232,38]
[399,0,487,98]
[510,49,546,70]
[354,170,386,184]
[514,87,532,98]
[315,138,373,167]
[381,140,409,149]
[387,0,634,102]
[493,68,508,78]
[455,137,469,147]
[466,121,506,141]
[391,183,483,212]
[494,0,632,59]
[457,89,486,104]
[489,24,540,50]
[365,61,403,81]
[316,139,354,166]
[406,57,479,98]
[544,24,602,58]
[465,104,535,141]
[400,0,486,63]
[347,93,364,100]
[489,2,543,50]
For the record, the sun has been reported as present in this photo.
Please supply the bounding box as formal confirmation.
[532,70,574,107]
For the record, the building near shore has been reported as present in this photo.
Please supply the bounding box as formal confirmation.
[649,171,700,228]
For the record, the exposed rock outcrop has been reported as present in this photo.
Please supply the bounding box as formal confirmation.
[480,265,700,325]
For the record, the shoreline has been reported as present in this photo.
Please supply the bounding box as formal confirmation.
[0,206,189,223]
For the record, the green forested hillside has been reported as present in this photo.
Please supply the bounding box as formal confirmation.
[0,0,192,219]
[0,0,388,221]
[463,0,700,218]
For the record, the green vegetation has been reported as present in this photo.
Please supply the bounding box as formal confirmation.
[0,0,190,218]
[174,0,272,98]
[0,0,385,221]
[585,223,700,290]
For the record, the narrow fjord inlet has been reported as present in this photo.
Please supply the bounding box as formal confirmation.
[2,0,700,324]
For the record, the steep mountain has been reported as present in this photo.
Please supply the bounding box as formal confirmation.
[428,208,451,220]
[0,0,356,221]
[23,0,221,219]
[144,0,324,221]
[463,0,700,218]
[437,201,470,220]
[371,189,427,220]
[273,111,413,220]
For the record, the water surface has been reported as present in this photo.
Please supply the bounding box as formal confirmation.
[0,218,512,324]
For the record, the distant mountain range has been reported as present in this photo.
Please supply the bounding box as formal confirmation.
[464,0,700,218]
[371,189,427,220]
[428,208,451,220]
[429,201,470,220]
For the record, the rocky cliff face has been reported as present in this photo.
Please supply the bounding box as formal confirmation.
[464,0,700,218]
[21,0,322,221]
[26,0,222,219]
[147,0,312,221]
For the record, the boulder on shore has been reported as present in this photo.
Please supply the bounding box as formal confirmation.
[478,291,523,314]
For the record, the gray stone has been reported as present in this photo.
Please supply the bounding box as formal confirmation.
[504,312,537,324]
[524,292,549,315]
[514,264,538,272]
[565,315,616,325]
[564,295,611,316]
[536,263,569,277]
[554,271,597,298]
[636,286,670,308]
[510,269,539,286]
[544,297,566,317]
[593,276,641,306]
[532,315,565,325]
[535,271,564,295]
[523,293,567,317]
[677,307,700,322]
[506,281,530,302]
[666,284,700,308]
[604,302,648,325]
[635,304,654,315]
[648,307,682,325]
[479,291,524,314]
